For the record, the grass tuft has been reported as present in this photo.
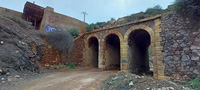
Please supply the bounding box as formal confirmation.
[187,75,200,89]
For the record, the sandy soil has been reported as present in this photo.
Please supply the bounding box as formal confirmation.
[16,68,117,90]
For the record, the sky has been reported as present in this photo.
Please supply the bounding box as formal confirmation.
[0,0,174,24]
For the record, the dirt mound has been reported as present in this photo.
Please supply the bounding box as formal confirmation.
[0,15,45,83]
[101,72,192,90]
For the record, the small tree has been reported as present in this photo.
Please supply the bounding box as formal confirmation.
[67,27,79,38]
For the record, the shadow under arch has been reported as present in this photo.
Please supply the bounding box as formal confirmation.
[104,34,121,70]
[87,37,98,67]
[124,25,155,76]
[85,34,99,68]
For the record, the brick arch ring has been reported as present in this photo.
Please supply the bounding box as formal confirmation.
[85,33,100,46]
[124,25,154,42]
[102,30,124,42]
[123,24,157,77]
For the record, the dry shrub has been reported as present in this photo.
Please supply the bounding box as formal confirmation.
[46,30,74,53]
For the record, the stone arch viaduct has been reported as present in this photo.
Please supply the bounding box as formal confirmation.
[74,15,170,79]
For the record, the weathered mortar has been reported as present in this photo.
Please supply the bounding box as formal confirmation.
[161,13,200,80]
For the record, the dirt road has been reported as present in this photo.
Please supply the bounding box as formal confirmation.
[17,68,117,90]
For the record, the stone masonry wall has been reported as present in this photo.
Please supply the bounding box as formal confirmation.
[0,7,22,18]
[73,35,85,66]
[161,13,200,80]
[41,39,65,65]
[39,7,87,34]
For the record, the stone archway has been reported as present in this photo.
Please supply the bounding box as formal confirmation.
[124,25,156,76]
[87,37,99,68]
[85,34,99,67]
[104,34,120,70]
[128,29,152,74]
[102,30,124,70]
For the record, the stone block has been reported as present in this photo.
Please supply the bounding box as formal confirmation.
[156,56,164,60]
[157,76,171,80]
[155,33,161,38]
[191,56,199,60]
[154,26,160,30]
[155,42,161,46]
[156,46,163,51]
[190,45,200,50]
[155,28,162,33]
[155,19,161,24]
[151,50,156,56]
[151,42,155,46]
[157,60,164,65]
[158,71,165,76]
[152,56,157,61]
[121,63,128,70]
[154,73,158,78]
[157,66,165,72]
[155,37,162,41]
[155,51,163,56]
[181,55,190,61]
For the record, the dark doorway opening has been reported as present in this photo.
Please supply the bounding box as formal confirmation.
[105,34,120,70]
[88,37,98,68]
[128,29,153,75]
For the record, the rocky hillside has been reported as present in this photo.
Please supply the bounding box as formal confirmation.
[0,15,45,84]
[101,72,192,90]
[86,5,165,31]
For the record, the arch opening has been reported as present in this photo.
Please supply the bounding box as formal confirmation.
[105,34,120,70]
[88,37,98,68]
[128,29,153,75]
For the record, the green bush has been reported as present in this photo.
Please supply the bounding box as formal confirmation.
[96,22,107,28]
[67,27,79,38]
[85,22,108,31]
[46,30,74,53]
[145,5,163,16]
[110,18,116,21]
[65,63,75,69]
[125,12,146,22]
[173,0,200,16]
[85,23,96,31]
[187,75,200,89]
[118,20,129,25]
